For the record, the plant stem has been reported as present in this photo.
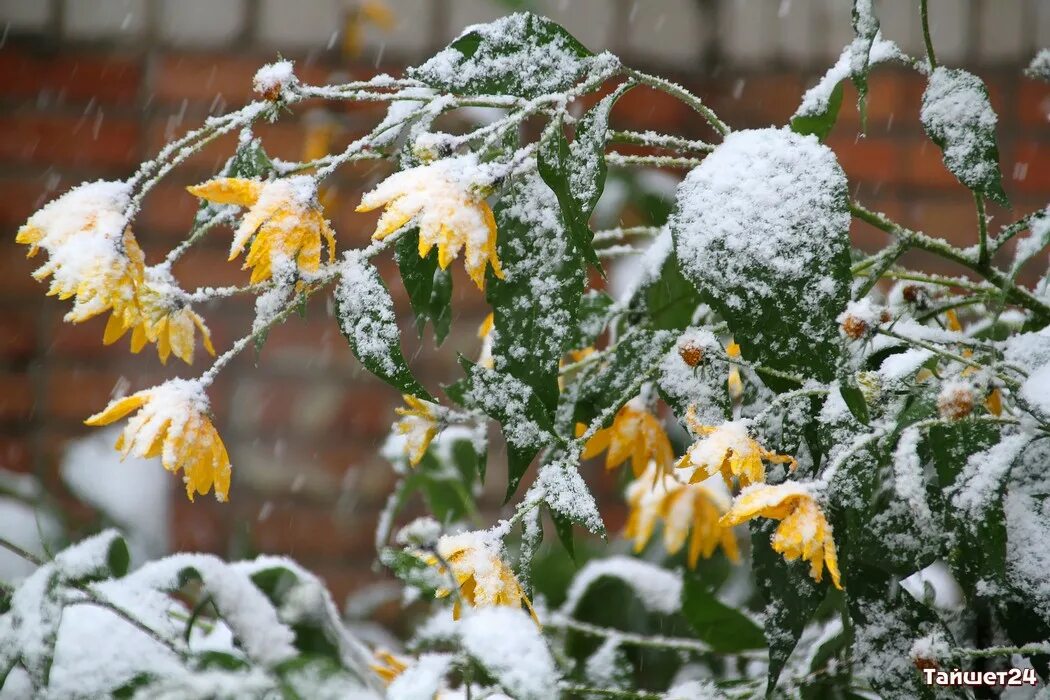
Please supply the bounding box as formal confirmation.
[558,683,662,700]
[622,68,729,136]
[550,615,713,655]
[920,0,937,70]
[975,193,989,267]
[851,202,1050,321]
[606,152,704,169]
[607,129,715,154]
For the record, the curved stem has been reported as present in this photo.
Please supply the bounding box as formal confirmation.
[622,68,729,136]
[975,193,989,267]
[920,0,938,70]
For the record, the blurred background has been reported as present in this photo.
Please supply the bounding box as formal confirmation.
[0,0,1048,610]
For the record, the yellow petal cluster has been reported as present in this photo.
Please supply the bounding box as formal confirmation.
[425,532,536,622]
[342,0,395,58]
[721,482,842,589]
[477,312,495,369]
[577,401,674,477]
[188,176,336,285]
[357,160,504,290]
[394,395,439,466]
[370,648,409,685]
[676,407,796,488]
[726,340,744,399]
[625,464,739,567]
[84,379,231,502]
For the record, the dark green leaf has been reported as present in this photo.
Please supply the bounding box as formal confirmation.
[567,290,615,350]
[573,328,676,427]
[549,508,576,561]
[335,254,433,401]
[641,251,704,331]
[849,0,880,129]
[538,118,601,271]
[791,81,844,141]
[681,578,765,653]
[396,227,453,344]
[456,357,558,500]
[838,380,870,426]
[671,129,852,387]
[487,172,586,414]
[408,13,594,99]
[751,520,826,696]
[921,68,1009,207]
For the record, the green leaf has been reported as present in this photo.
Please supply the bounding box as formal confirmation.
[921,67,1009,207]
[672,129,852,387]
[681,578,765,653]
[838,379,870,426]
[488,172,586,414]
[379,547,441,598]
[573,328,676,427]
[568,289,615,350]
[751,520,826,696]
[408,13,595,99]
[106,536,131,578]
[791,81,844,141]
[549,508,576,561]
[226,134,274,179]
[849,0,880,129]
[456,357,558,500]
[335,253,433,401]
[641,251,704,331]
[396,227,453,344]
[538,118,601,271]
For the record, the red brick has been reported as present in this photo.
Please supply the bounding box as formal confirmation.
[0,177,60,227]
[171,496,230,553]
[45,367,129,421]
[248,501,374,559]
[903,197,980,248]
[153,53,331,106]
[902,138,960,189]
[1018,80,1050,128]
[835,71,905,132]
[0,435,32,474]
[1008,141,1050,195]
[827,135,902,185]
[0,114,140,169]
[614,84,695,132]
[0,310,37,361]
[0,374,33,422]
[0,246,47,298]
[0,48,142,105]
[136,181,205,240]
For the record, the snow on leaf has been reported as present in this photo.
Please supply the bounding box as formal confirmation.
[671,127,851,384]
[459,607,558,700]
[560,556,682,616]
[921,67,1009,207]
[336,252,433,401]
[534,459,604,536]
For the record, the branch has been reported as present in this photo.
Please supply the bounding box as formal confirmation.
[622,68,730,136]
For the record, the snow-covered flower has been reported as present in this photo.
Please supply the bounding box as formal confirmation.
[394,395,440,466]
[84,379,231,502]
[726,340,743,399]
[187,176,336,285]
[16,181,145,332]
[937,380,974,420]
[105,270,215,365]
[625,464,739,568]
[425,532,536,621]
[577,400,674,477]
[370,648,410,685]
[720,482,842,589]
[357,158,504,290]
[676,408,796,489]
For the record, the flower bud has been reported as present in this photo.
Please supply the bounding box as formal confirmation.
[679,342,704,367]
[840,314,869,340]
[937,381,974,420]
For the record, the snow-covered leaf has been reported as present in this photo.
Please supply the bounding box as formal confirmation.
[1026,49,1050,82]
[488,172,586,414]
[409,13,596,99]
[921,67,1009,207]
[336,253,433,401]
[680,578,764,653]
[396,227,453,345]
[460,607,558,700]
[671,128,852,386]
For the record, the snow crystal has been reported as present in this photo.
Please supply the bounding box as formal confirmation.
[920,67,1000,191]
[670,127,850,356]
[909,630,951,663]
[459,607,557,700]
[561,556,682,616]
[371,87,437,149]
[878,348,933,383]
[336,253,402,376]
[794,33,904,120]
[891,427,934,526]
[1021,360,1050,419]
[396,517,443,547]
[463,363,555,451]
[253,59,297,96]
[615,225,671,304]
[1002,327,1050,373]
[1026,49,1050,81]
[534,460,604,534]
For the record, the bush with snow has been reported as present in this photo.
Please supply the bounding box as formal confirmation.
[5,3,1050,698]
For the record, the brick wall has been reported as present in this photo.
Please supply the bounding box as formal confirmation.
[1,0,1049,603]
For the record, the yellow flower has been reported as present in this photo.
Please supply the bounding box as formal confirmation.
[720,482,842,589]
[370,648,409,685]
[394,395,439,466]
[576,401,674,477]
[676,407,797,489]
[478,312,495,369]
[342,0,395,58]
[357,160,504,290]
[17,181,147,334]
[625,464,739,567]
[103,272,215,365]
[726,340,743,399]
[84,379,232,502]
[187,176,336,285]
[425,532,536,622]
